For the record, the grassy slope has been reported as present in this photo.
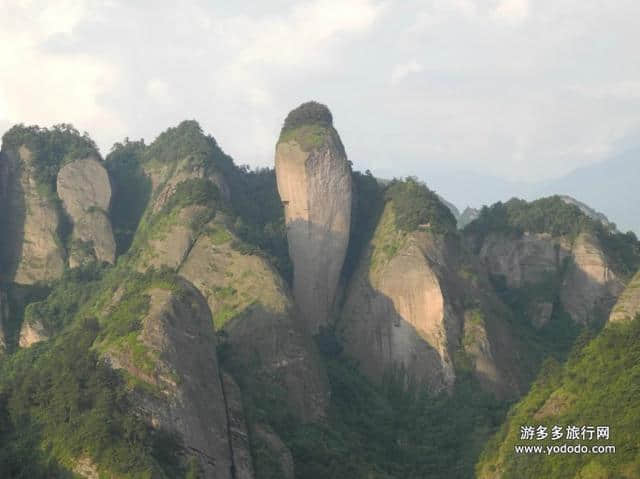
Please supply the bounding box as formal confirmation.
[477,316,640,479]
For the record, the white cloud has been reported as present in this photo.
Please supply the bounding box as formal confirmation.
[146,79,173,106]
[491,0,529,25]
[1,0,639,188]
[0,0,122,154]
[570,81,640,100]
[201,0,386,162]
[232,0,385,68]
[390,60,424,84]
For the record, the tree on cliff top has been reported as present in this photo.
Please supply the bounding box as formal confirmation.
[386,177,458,234]
[281,101,333,132]
[278,101,347,158]
[1,123,99,192]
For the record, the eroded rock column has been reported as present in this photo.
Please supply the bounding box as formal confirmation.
[275,102,352,332]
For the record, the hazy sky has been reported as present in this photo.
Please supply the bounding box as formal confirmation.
[2,0,639,186]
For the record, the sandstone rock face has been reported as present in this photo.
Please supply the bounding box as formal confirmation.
[140,205,205,271]
[18,318,48,348]
[72,457,99,479]
[136,157,227,272]
[179,219,329,421]
[341,203,521,397]
[103,281,234,479]
[479,232,624,324]
[275,104,352,332]
[463,310,502,392]
[560,233,624,324]
[147,158,229,214]
[222,372,255,479]
[341,204,458,392]
[609,271,640,322]
[479,233,570,288]
[57,157,116,267]
[2,146,65,284]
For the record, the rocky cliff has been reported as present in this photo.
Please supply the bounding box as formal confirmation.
[560,232,624,324]
[18,317,48,348]
[100,279,235,479]
[1,145,65,284]
[341,198,520,397]
[179,217,329,421]
[275,102,352,332]
[0,126,117,284]
[476,297,640,479]
[341,202,457,391]
[222,372,255,479]
[127,121,330,421]
[609,270,640,322]
[133,146,228,272]
[477,231,624,325]
[478,232,570,289]
[57,157,116,267]
[2,119,638,478]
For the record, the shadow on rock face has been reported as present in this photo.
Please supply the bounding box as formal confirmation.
[221,302,330,423]
[285,217,351,334]
[1,149,27,283]
[339,268,455,394]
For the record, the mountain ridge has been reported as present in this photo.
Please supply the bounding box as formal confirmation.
[0,108,638,478]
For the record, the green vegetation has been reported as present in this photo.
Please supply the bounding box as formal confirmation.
[106,139,151,255]
[0,319,185,478]
[368,203,408,275]
[4,115,638,479]
[342,170,385,284]
[124,120,292,281]
[281,101,334,132]
[92,268,182,348]
[0,124,101,271]
[225,166,292,282]
[163,178,219,213]
[477,315,640,478]
[343,174,458,284]
[127,177,221,267]
[278,102,346,157]
[278,124,341,155]
[23,264,104,336]
[465,197,593,239]
[0,261,195,477]
[465,196,640,276]
[490,270,584,381]
[385,177,458,234]
[1,283,51,353]
[224,330,508,479]
[1,124,99,194]
[207,225,232,245]
[142,120,234,173]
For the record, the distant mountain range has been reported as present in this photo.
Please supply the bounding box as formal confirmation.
[533,148,639,235]
[425,148,640,235]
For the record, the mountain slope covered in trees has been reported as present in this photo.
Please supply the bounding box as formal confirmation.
[0,107,639,478]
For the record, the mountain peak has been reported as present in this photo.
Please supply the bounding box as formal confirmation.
[281,101,333,133]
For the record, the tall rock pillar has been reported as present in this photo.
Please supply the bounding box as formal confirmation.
[275,102,352,332]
